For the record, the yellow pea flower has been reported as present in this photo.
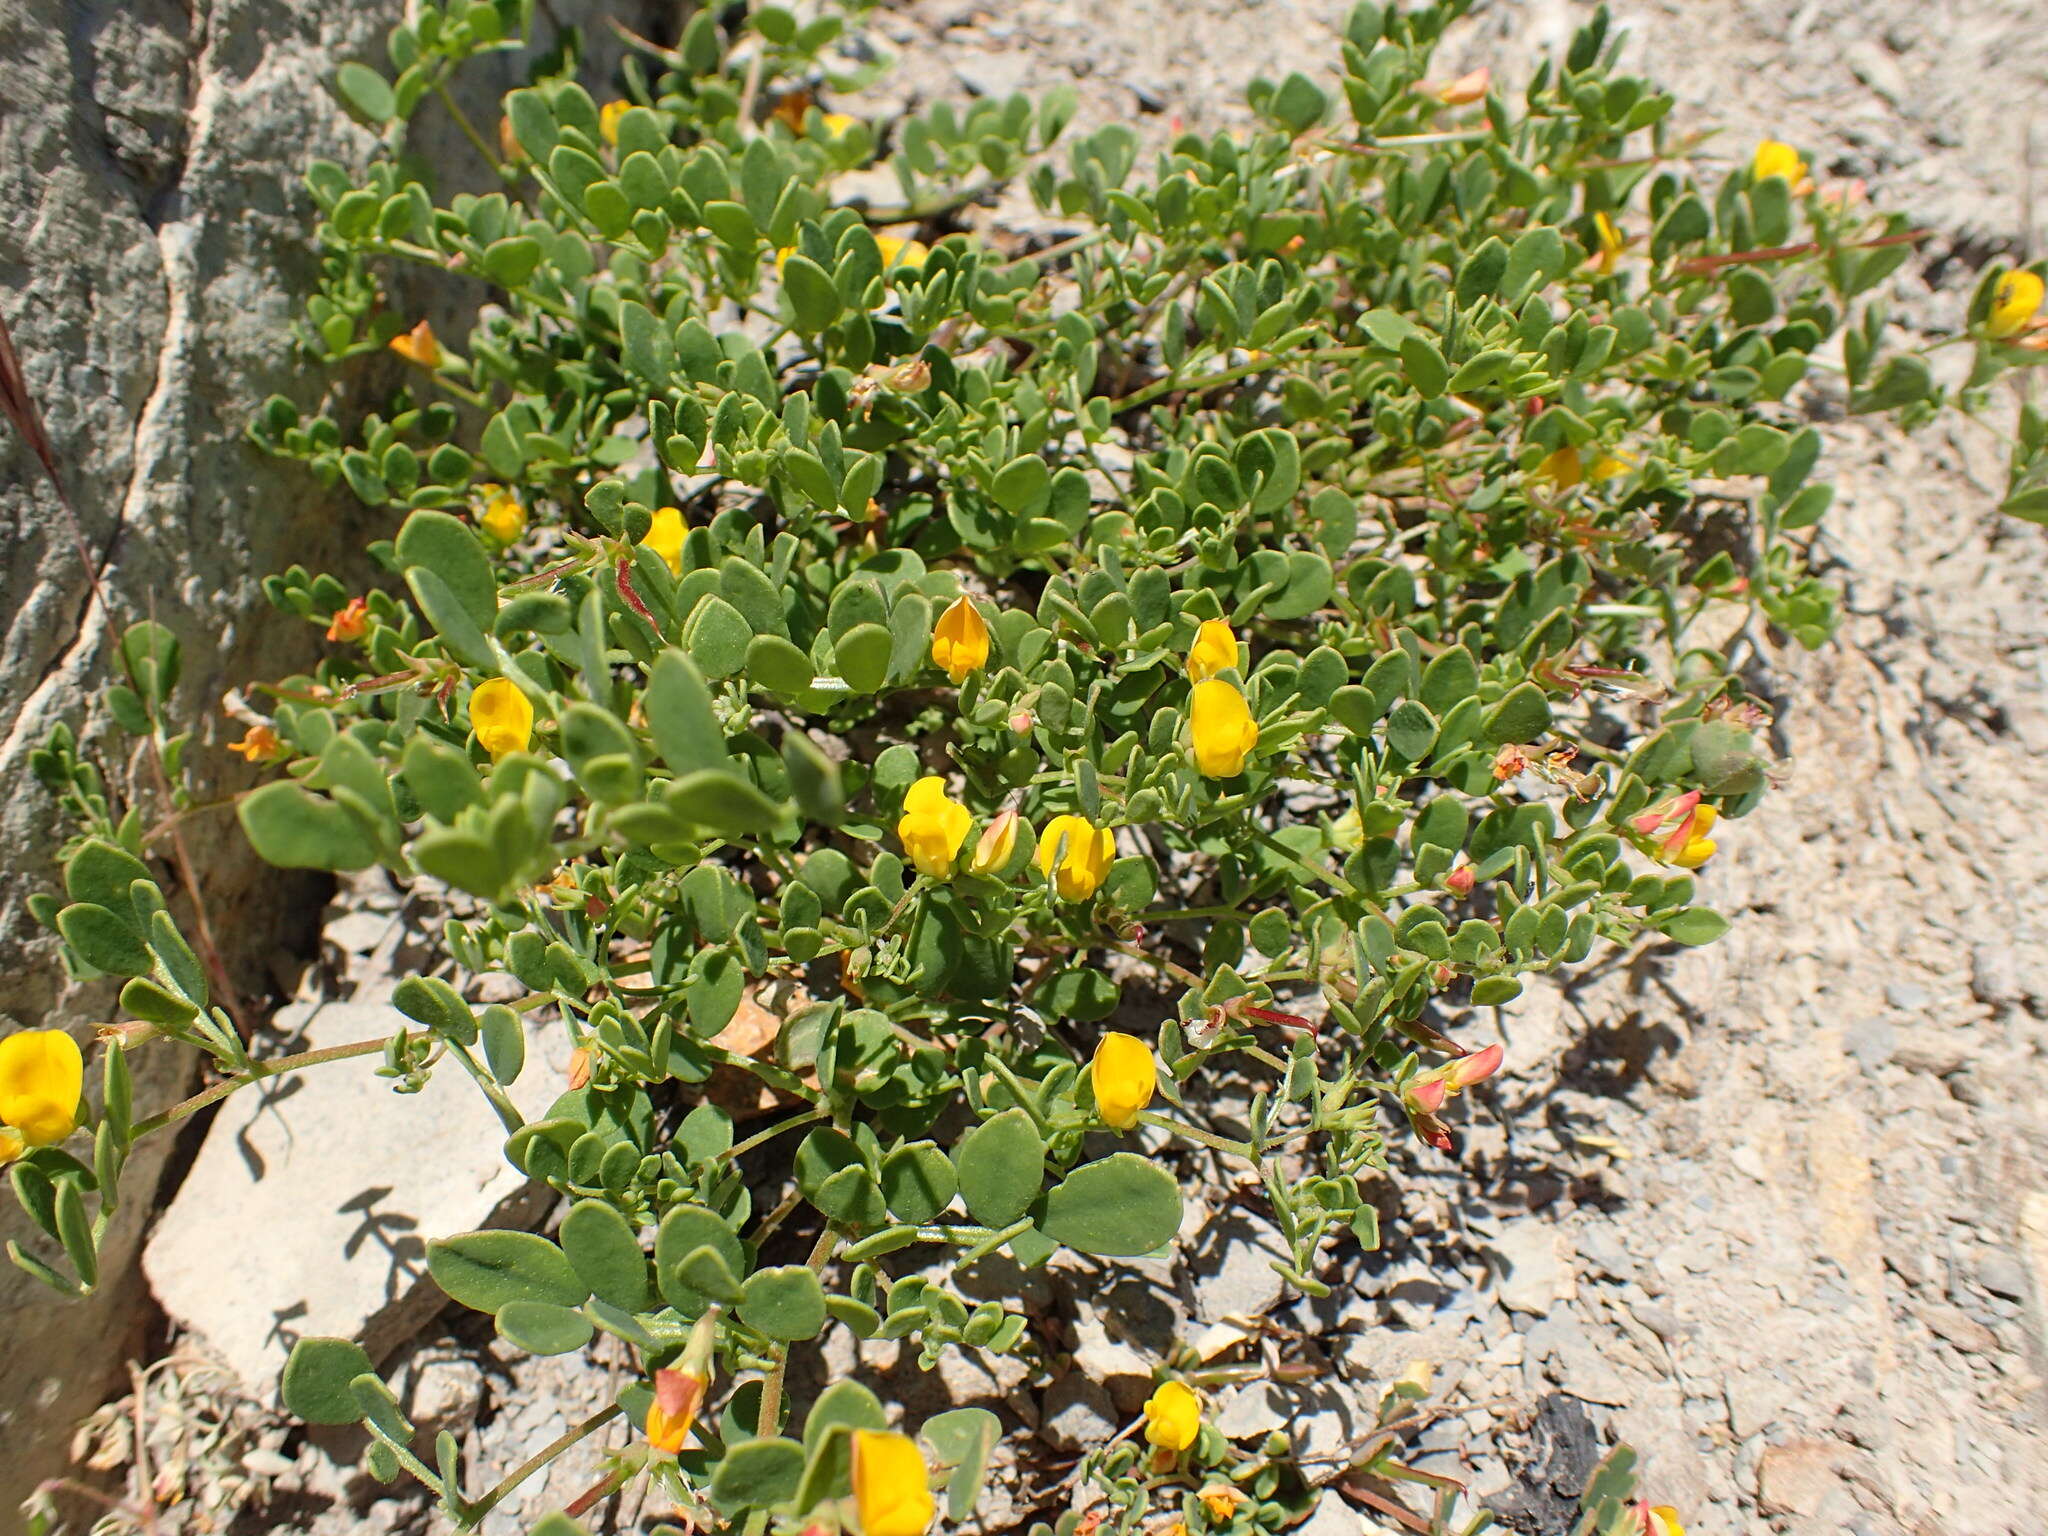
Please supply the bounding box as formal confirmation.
[820,112,859,137]
[1752,139,1809,190]
[1185,619,1239,683]
[1630,791,1718,868]
[1036,813,1114,901]
[0,1029,84,1159]
[877,234,930,271]
[1533,445,1583,489]
[1142,1379,1201,1452]
[930,596,990,684]
[388,320,442,369]
[470,678,534,759]
[1091,1032,1156,1131]
[641,506,687,577]
[1988,270,2044,339]
[1189,679,1259,778]
[1640,1506,1685,1536]
[966,809,1021,878]
[599,99,630,146]
[1587,448,1634,482]
[852,1429,934,1536]
[897,776,972,879]
[1591,211,1625,275]
[479,489,526,546]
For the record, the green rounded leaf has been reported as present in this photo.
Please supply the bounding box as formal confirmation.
[281,1336,376,1425]
[427,1230,589,1313]
[560,1199,653,1312]
[739,1264,828,1340]
[709,1436,806,1514]
[953,1109,1046,1228]
[334,62,396,125]
[1039,1152,1182,1256]
[496,1299,596,1356]
[238,782,380,872]
[656,1204,749,1310]
[880,1141,958,1225]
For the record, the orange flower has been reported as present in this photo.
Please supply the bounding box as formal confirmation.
[1435,66,1490,105]
[228,723,283,762]
[388,320,441,369]
[326,597,369,643]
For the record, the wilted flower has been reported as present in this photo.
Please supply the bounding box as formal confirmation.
[897,777,972,879]
[388,320,441,369]
[645,1312,716,1454]
[1200,1486,1245,1523]
[966,809,1021,878]
[470,678,534,759]
[1402,1043,1504,1151]
[1435,66,1490,105]
[1142,1379,1201,1451]
[1189,679,1259,778]
[1090,1032,1156,1130]
[1185,619,1239,682]
[0,1029,84,1164]
[228,723,283,762]
[325,596,369,643]
[1988,269,2044,340]
[931,596,990,684]
[851,1429,934,1536]
[1036,813,1114,901]
[641,506,687,576]
[1631,790,1718,869]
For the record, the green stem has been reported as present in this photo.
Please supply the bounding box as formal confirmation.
[434,77,504,171]
[1135,1110,1252,1158]
[441,1037,525,1134]
[980,1057,1054,1136]
[128,1034,394,1139]
[722,1106,826,1163]
[463,1404,621,1527]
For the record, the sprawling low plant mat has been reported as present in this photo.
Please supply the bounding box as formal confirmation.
[11,0,2044,1533]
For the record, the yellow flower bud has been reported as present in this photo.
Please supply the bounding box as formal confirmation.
[1189,679,1259,778]
[1591,211,1625,275]
[470,678,534,759]
[1090,1031,1156,1131]
[1751,139,1807,188]
[1988,270,2044,340]
[388,320,442,369]
[641,506,687,577]
[1141,1379,1201,1452]
[931,596,990,685]
[876,234,930,271]
[599,99,630,146]
[852,1429,934,1536]
[0,1029,84,1151]
[479,489,526,546]
[1036,813,1114,901]
[897,776,972,879]
[646,1310,718,1454]
[966,809,1021,878]
[1185,619,1239,683]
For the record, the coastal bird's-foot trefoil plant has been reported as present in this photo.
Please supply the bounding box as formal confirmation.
[12,0,2038,1532]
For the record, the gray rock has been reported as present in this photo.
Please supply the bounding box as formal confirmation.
[1969,943,2028,1009]
[1489,1219,1576,1317]
[1884,981,1932,1012]
[1038,1370,1119,1452]
[0,0,661,1504]
[143,999,572,1397]
[1293,1488,1365,1536]
[1844,1017,1897,1074]
[1978,1253,2029,1302]
[1186,1208,1291,1323]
